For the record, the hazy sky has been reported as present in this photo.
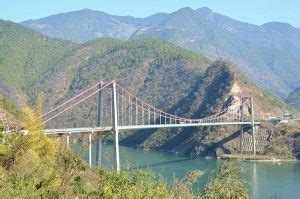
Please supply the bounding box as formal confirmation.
[1,0,300,27]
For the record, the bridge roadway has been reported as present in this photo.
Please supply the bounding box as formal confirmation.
[44,121,261,135]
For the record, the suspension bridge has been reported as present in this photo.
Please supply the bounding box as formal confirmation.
[34,80,261,173]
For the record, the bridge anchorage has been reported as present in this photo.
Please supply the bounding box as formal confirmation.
[42,80,261,173]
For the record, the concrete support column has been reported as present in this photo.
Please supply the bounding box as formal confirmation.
[96,134,102,167]
[240,97,245,154]
[250,96,256,155]
[112,81,120,173]
[96,81,104,168]
[88,131,92,167]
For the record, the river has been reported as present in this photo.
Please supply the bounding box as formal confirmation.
[75,144,300,199]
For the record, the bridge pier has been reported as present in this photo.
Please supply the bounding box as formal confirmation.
[239,97,245,154]
[250,96,256,155]
[113,129,120,173]
[240,126,244,154]
[112,81,120,173]
[95,135,102,167]
[88,131,92,167]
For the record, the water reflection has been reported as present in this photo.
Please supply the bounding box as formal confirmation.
[251,163,258,198]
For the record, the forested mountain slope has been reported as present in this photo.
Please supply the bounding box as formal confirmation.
[121,61,288,156]
[132,7,300,98]
[0,20,289,156]
[286,87,300,111]
[0,92,23,130]
[0,19,75,102]
[21,8,300,98]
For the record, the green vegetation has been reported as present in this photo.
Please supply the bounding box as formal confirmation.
[131,8,300,98]
[0,19,76,101]
[201,161,247,198]
[286,86,300,111]
[262,124,300,159]
[218,123,300,161]
[0,19,210,103]
[221,154,278,161]
[0,92,23,131]
[264,140,293,159]
[71,38,210,92]
[0,92,23,120]
[0,100,248,198]
[0,123,3,132]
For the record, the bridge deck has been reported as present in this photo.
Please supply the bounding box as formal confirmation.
[44,121,261,135]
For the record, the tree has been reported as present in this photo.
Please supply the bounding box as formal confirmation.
[201,161,248,198]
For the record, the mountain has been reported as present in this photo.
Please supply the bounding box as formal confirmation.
[0,19,75,102]
[132,7,300,98]
[0,19,212,113]
[21,9,168,43]
[286,87,300,111]
[121,61,289,156]
[20,7,300,98]
[0,20,289,156]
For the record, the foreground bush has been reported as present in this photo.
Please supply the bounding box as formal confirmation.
[0,98,248,198]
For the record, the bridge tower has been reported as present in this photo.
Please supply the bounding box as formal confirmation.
[111,81,120,173]
[96,81,104,167]
[239,96,256,155]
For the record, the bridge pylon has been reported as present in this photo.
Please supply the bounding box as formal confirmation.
[96,81,104,168]
[239,96,256,155]
[112,81,120,173]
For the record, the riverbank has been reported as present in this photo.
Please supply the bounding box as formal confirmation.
[88,144,300,199]
[117,142,299,163]
[220,154,298,162]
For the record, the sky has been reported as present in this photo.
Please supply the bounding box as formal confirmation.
[1,0,300,27]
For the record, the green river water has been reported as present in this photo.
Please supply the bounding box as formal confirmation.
[75,144,300,199]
